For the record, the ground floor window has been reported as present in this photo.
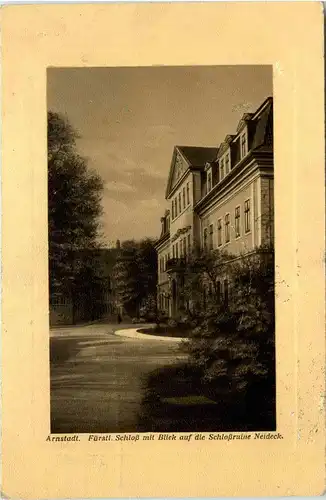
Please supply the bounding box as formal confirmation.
[216,280,222,303]
[223,279,229,306]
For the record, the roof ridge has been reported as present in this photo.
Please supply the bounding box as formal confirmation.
[177,145,217,150]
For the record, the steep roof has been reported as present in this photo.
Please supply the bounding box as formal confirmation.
[164,145,218,199]
[251,98,273,150]
[177,146,218,167]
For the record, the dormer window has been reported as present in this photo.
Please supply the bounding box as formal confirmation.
[207,171,212,193]
[220,158,225,181]
[160,218,165,235]
[240,131,247,159]
[225,151,230,174]
[186,182,190,205]
[218,146,231,184]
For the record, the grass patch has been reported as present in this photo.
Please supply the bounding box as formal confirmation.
[161,395,218,406]
[137,362,276,433]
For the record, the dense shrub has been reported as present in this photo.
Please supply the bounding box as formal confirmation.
[138,294,166,323]
[184,249,275,399]
[131,317,147,324]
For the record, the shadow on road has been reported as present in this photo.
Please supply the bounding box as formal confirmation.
[50,338,83,366]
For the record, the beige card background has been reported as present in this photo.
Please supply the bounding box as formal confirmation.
[1,2,325,498]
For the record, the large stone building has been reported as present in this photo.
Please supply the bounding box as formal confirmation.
[155,96,274,319]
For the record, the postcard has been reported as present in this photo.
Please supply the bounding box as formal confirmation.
[1,2,325,498]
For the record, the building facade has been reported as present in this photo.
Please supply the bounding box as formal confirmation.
[155,97,274,319]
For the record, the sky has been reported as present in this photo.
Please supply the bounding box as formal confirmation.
[47,66,272,246]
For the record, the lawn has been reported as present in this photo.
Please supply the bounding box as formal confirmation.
[137,362,276,433]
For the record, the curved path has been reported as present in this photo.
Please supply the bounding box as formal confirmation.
[114,327,185,342]
[50,322,187,433]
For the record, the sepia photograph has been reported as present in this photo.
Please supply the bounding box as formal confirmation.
[48,65,275,434]
[2,3,325,497]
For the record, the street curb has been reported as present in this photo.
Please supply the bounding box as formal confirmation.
[114,328,187,343]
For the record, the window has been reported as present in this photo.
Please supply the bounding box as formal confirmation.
[217,218,222,246]
[167,217,170,231]
[216,280,222,303]
[178,193,181,213]
[187,233,191,253]
[203,287,207,310]
[209,223,214,250]
[235,206,241,238]
[225,152,230,174]
[182,187,186,208]
[225,213,230,243]
[244,199,251,233]
[203,228,208,250]
[175,243,179,258]
[224,279,229,306]
[179,240,183,257]
[220,158,225,181]
[172,245,175,258]
[207,172,212,192]
[171,202,174,220]
[175,198,178,217]
[186,182,190,205]
[183,237,186,255]
[241,133,247,158]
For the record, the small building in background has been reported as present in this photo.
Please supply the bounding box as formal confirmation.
[49,246,118,326]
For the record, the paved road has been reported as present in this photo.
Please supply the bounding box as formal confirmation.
[50,323,186,433]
